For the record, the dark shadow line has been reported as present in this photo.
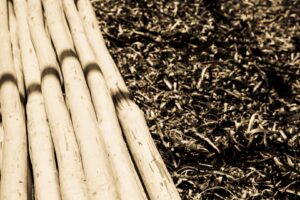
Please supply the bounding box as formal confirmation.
[59,49,78,63]
[110,87,150,199]
[58,49,132,109]
[81,60,131,109]
[41,66,61,82]
[26,82,42,97]
[0,73,18,89]
[111,88,131,109]
[0,72,25,104]
[83,62,104,78]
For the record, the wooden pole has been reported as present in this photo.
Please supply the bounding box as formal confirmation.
[13,0,61,199]
[77,0,181,199]
[8,2,35,199]
[42,0,119,198]
[8,1,25,103]
[0,113,3,176]
[27,0,89,199]
[62,0,147,199]
[0,0,27,199]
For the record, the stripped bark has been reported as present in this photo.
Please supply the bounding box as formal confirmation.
[77,0,181,199]
[13,0,61,199]
[0,113,3,175]
[62,0,147,199]
[42,0,119,198]
[8,1,25,103]
[0,0,27,199]
[8,4,35,199]
[28,0,89,199]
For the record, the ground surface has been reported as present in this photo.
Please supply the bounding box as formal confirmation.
[93,0,300,199]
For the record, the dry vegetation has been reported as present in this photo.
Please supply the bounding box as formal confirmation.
[93,0,300,199]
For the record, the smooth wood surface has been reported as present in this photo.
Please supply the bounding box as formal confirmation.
[13,0,61,199]
[42,0,119,199]
[63,0,147,199]
[77,0,181,199]
[28,0,89,199]
[0,0,28,199]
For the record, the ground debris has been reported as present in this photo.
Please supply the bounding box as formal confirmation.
[94,0,300,199]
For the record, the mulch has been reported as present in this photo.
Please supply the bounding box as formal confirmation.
[93,0,300,199]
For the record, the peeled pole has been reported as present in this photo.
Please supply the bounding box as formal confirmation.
[62,0,147,199]
[77,0,181,199]
[12,0,61,199]
[42,0,119,198]
[28,0,89,199]
[0,0,181,199]
[0,0,27,199]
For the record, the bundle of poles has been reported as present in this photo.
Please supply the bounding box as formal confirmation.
[0,0,181,199]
